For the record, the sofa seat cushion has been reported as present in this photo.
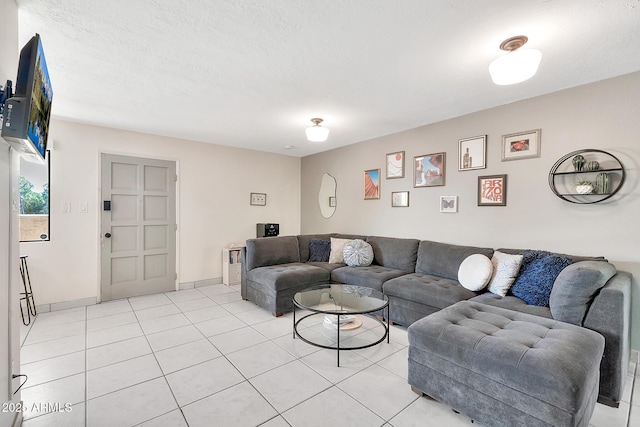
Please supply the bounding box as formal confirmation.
[470,293,552,319]
[305,261,346,272]
[331,265,408,292]
[408,301,604,426]
[246,263,330,292]
[383,273,477,310]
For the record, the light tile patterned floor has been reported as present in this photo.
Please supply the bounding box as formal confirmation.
[17,284,638,426]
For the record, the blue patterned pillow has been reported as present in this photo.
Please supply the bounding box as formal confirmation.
[511,250,572,306]
[308,239,331,262]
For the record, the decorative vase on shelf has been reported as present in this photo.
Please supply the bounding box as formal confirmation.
[596,172,610,194]
[575,181,594,194]
[585,160,600,171]
[572,155,585,171]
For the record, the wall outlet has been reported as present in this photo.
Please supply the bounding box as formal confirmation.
[62,202,71,213]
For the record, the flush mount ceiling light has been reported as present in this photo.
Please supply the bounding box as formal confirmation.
[489,36,542,85]
[305,118,330,142]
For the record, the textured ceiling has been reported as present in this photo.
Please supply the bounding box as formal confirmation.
[14,0,640,157]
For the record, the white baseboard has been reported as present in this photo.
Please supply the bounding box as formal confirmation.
[35,296,97,314]
[34,279,226,312]
[179,277,222,290]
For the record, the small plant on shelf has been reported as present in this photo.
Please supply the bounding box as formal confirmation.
[575,179,594,194]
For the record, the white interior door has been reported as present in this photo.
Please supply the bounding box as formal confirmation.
[101,154,176,301]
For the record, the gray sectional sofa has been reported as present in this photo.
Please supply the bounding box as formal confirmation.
[240,233,632,407]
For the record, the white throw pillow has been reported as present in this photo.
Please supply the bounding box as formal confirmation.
[343,239,374,267]
[487,250,523,296]
[329,237,352,264]
[458,254,493,291]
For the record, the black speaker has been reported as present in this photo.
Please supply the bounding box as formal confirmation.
[257,223,279,238]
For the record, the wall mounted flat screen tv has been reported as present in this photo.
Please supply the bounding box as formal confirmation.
[1,33,53,162]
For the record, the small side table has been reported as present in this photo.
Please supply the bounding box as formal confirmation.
[19,255,37,326]
[222,246,244,286]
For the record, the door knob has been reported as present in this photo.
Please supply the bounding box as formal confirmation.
[105,233,111,238]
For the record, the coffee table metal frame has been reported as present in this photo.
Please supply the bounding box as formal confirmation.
[292,284,389,367]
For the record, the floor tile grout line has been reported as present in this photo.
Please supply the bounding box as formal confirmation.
[127,297,189,426]
[626,362,637,427]
[165,293,356,419]
[245,369,328,424]
[21,291,628,427]
[20,343,86,367]
[21,303,410,422]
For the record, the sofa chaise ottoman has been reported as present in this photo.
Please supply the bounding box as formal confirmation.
[408,301,604,427]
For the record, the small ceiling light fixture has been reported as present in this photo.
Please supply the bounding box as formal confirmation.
[305,118,330,142]
[489,35,542,85]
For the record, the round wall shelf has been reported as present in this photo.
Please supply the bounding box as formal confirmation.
[548,149,625,204]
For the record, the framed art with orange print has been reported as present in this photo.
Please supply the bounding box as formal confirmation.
[386,151,405,179]
[364,169,380,200]
[502,129,541,161]
[478,174,507,206]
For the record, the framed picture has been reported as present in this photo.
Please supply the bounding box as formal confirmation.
[458,135,487,171]
[364,169,380,199]
[440,196,458,213]
[250,192,266,206]
[329,196,337,207]
[391,191,410,207]
[386,151,405,179]
[502,129,541,161]
[478,175,507,206]
[414,152,445,187]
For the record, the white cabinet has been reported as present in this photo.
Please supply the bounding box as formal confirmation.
[222,246,244,286]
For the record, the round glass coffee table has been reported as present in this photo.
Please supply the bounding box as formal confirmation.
[292,284,389,366]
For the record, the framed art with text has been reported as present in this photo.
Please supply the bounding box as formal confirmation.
[478,175,507,206]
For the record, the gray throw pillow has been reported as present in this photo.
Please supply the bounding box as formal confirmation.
[549,260,617,325]
[308,239,331,262]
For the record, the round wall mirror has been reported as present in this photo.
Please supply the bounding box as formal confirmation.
[318,173,337,218]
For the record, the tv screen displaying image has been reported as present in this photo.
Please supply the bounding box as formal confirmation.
[27,35,53,158]
[1,33,53,161]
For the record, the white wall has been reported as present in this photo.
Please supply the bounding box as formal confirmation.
[21,120,301,305]
[301,72,640,349]
[1,0,24,426]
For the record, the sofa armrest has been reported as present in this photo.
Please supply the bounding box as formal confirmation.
[582,271,632,405]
